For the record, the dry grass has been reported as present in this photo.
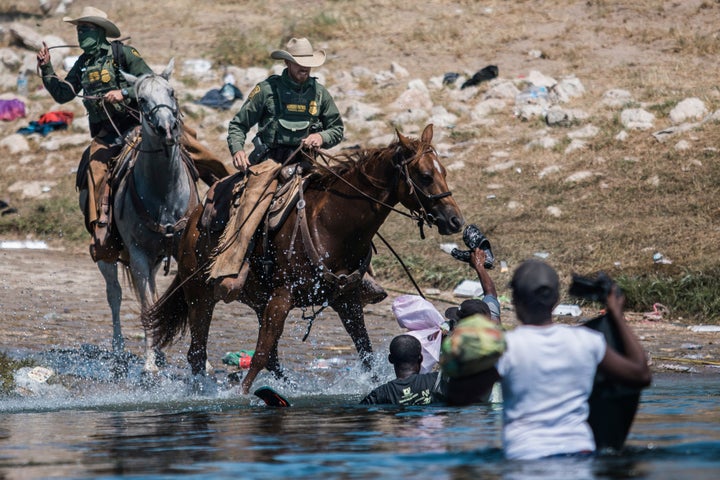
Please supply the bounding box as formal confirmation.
[3,0,720,320]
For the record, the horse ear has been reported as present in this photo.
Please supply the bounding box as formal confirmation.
[396,128,411,149]
[420,124,434,144]
[122,70,138,85]
[161,58,175,80]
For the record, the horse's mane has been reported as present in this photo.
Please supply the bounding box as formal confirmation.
[310,137,421,189]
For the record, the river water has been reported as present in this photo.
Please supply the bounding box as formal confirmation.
[1,349,719,480]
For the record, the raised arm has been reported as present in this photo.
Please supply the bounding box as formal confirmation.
[597,285,652,387]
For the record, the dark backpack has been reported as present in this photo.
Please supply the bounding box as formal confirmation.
[110,40,128,72]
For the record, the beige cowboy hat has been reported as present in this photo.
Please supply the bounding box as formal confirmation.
[63,6,121,38]
[270,38,326,68]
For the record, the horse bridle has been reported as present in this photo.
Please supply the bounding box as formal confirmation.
[392,145,452,239]
[135,76,180,146]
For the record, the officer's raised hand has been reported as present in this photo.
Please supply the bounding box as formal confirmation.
[36,41,51,67]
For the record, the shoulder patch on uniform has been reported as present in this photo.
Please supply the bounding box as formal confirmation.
[248,85,261,99]
[129,48,141,57]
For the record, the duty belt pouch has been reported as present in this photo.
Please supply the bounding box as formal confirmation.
[276,119,310,146]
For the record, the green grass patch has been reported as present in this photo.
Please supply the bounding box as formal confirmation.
[0,352,33,395]
[0,194,86,243]
[617,270,720,322]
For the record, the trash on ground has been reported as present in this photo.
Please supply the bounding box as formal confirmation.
[222,350,254,369]
[689,325,720,333]
[0,240,48,250]
[553,304,582,317]
[643,303,668,321]
[439,242,458,254]
[453,279,484,298]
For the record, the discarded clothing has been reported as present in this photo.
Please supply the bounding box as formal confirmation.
[461,65,499,89]
[0,99,26,121]
[196,83,243,110]
[17,110,74,136]
[0,199,17,216]
[17,121,68,136]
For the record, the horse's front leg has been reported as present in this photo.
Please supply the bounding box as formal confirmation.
[242,287,291,394]
[97,260,124,353]
[129,254,163,372]
[333,295,373,371]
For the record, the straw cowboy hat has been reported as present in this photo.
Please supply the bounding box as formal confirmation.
[63,6,121,38]
[270,38,326,68]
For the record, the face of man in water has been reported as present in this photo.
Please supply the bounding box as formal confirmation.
[285,60,311,84]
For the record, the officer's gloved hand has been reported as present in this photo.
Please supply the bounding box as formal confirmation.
[450,224,495,269]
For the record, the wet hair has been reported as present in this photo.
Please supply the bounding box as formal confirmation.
[388,335,422,365]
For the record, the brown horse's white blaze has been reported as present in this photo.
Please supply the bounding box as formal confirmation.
[145,124,463,394]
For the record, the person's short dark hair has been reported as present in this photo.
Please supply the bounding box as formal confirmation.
[510,259,559,308]
[388,334,422,365]
[445,299,491,323]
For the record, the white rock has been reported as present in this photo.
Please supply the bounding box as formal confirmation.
[539,165,561,178]
[485,160,516,173]
[565,170,594,183]
[565,139,587,154]
[567,124,599,139]
[390,62,409,78]
[344,101,382,121]
[546,206,562,217]
[484,81,520,100]
[471,98,506,119]
[602,89,633,108]
[0,134,30,154]
[620,108,655,130]
[553,76,585,102]
[428,106,457,128]
[675,139,691,151]
[527,136,558,150]
[615,130,629,141]
[523,70,557,88]
[669,97,708,124]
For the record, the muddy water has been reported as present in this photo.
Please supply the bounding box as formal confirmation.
[2,248,720,479]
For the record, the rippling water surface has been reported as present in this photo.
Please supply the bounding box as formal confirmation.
[1,351,719,479]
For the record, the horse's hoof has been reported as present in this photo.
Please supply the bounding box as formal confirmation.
[110,356,130,379]
[139,370,161,389]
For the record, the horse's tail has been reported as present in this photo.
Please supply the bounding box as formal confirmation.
[144,274,189,349]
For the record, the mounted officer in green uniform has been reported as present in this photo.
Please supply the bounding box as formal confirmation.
[37,6,227,263]
[211,37,386,306]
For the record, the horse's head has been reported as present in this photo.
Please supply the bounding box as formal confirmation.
[122,59,180,145]
[393,124,464,235]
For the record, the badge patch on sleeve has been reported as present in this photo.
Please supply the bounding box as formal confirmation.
[248,85,261,99]
[130,48,141,57]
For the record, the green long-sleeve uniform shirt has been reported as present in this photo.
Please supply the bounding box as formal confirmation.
[227,69,344,157]
[40,42,153,137]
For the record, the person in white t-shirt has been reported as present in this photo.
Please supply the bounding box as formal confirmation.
[447,259,651,459]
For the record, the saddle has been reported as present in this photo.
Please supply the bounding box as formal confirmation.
[201,164,308,235]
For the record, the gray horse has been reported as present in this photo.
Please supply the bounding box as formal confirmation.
[98,59,200,373]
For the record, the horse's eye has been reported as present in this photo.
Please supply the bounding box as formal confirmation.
[419,173,433,186]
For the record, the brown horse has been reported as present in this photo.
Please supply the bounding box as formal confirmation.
[146,124,464,393]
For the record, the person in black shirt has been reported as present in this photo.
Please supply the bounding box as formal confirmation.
[360,335,447,405]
